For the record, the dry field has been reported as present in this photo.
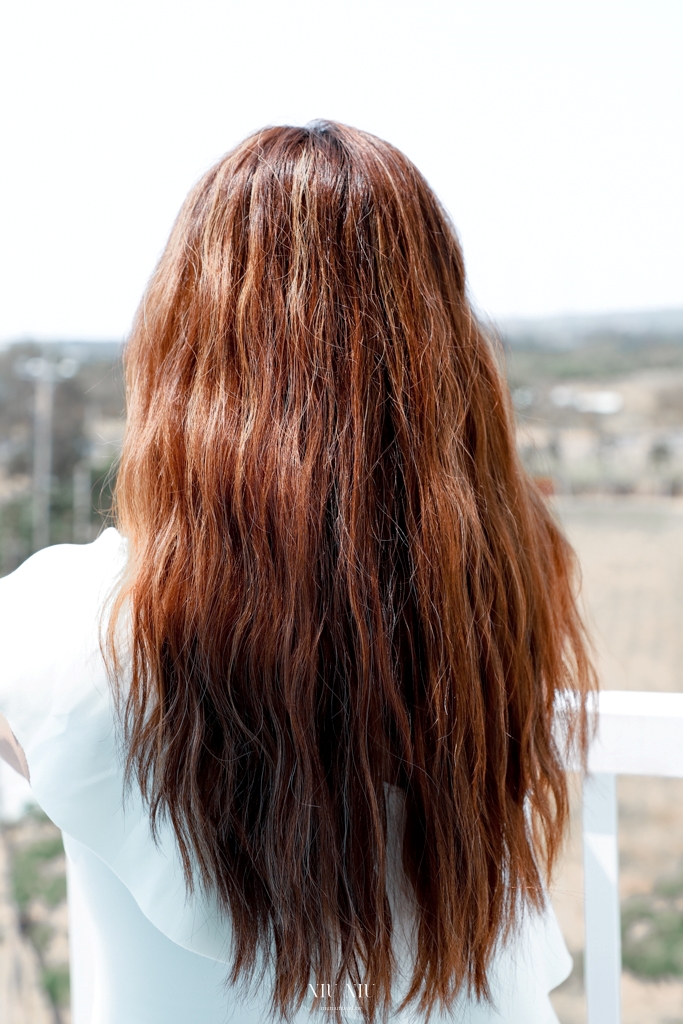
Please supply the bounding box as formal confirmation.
[0,809,70,1024]
[550,496,683,1024]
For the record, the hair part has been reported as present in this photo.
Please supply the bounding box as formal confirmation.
[106,120,594,1024]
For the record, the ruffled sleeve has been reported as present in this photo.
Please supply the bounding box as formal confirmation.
[0,530,236,962]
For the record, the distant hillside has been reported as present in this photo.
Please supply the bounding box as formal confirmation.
[497,308,683,351]
[492,309,683,385]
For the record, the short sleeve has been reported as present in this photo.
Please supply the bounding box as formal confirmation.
[0,530,236,963]
[0,529,126,752]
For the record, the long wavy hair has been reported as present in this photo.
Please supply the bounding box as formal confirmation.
[107,121,594,1024]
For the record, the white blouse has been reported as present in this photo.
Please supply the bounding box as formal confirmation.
[0,529,572,1024]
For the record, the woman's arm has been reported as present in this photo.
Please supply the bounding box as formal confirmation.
[0,712,29,780]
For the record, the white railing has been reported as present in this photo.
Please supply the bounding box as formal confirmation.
[583,691,683,1024]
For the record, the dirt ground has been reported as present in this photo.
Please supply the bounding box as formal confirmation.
[550,497,683,1024]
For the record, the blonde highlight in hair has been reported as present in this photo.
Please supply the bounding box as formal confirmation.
[107,121,594,1024]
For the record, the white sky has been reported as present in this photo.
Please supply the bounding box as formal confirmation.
[0,0,681,342]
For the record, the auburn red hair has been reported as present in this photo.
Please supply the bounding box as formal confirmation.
[107,121,594,1024]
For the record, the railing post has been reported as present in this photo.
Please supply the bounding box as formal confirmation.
[583,772,621,1024]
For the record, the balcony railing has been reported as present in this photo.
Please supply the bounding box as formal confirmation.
[582,691,683,1024]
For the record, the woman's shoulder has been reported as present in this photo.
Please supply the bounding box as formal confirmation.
[0,528,128,752]
[0,527,127,607]
[0,528,127,644]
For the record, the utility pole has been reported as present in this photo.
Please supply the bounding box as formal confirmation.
[72,460,91,543]
[15,354,79,552]
[31,367,54,552]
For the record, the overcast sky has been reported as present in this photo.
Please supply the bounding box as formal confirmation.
[0,0,681,343]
